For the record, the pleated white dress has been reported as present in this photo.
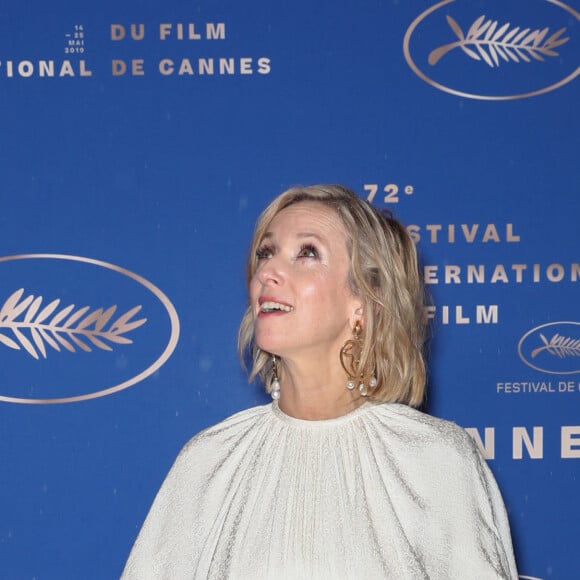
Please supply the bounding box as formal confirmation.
[122,402,518,579]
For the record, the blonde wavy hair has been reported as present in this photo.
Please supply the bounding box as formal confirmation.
[238,184,427,407]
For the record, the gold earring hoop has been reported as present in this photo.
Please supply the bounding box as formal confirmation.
[339,321,378,397]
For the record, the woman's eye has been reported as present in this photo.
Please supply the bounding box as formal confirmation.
[256,246,273,260]
[298,244,318,258]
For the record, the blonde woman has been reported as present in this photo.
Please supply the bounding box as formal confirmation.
[123,185,518,579]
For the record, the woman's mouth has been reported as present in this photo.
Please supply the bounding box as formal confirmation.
[258,299,294,314]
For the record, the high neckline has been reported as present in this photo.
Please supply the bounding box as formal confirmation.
[271,400,374,427]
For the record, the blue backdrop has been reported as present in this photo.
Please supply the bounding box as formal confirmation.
[1,1,578,578]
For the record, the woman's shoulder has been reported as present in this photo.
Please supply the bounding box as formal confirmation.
[370,402,479,461]
[175,403,273,462]
[369,403,497,502]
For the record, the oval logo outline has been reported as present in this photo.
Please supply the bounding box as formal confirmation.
[403,0,580,101]
[518,321,580,375]
[0,253,180,404]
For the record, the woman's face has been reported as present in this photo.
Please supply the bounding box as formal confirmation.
[250,201,361,361]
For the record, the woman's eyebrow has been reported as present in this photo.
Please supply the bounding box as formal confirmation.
[260,232,327,243]
[295,232,326,243]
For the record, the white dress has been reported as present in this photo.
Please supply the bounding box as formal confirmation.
[122,402,518,579]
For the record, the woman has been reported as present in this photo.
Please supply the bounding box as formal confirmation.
[123,185,518,579]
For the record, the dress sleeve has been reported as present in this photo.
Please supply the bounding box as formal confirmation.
[121,440,202,580]
[461,432,519,579]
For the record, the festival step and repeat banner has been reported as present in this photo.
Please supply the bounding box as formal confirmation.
[1,1,578,578]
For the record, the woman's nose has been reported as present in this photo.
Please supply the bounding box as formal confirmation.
[257,256,284,286]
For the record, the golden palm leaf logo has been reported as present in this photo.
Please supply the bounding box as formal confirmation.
[404,0,579,99]
[531,333,580,359]
[429,15,569,67]
[0,288,146,360]
[518,322,580,375]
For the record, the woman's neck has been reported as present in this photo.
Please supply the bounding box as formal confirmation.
[276,358,364,420]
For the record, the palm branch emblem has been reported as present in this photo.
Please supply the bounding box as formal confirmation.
[0,288,146,360]
[531,334,580,360]
[429,15,569,67]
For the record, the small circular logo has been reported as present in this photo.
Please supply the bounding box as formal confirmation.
[403,0,580,100]
[518,321,580,375]
[0,254,180,404]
